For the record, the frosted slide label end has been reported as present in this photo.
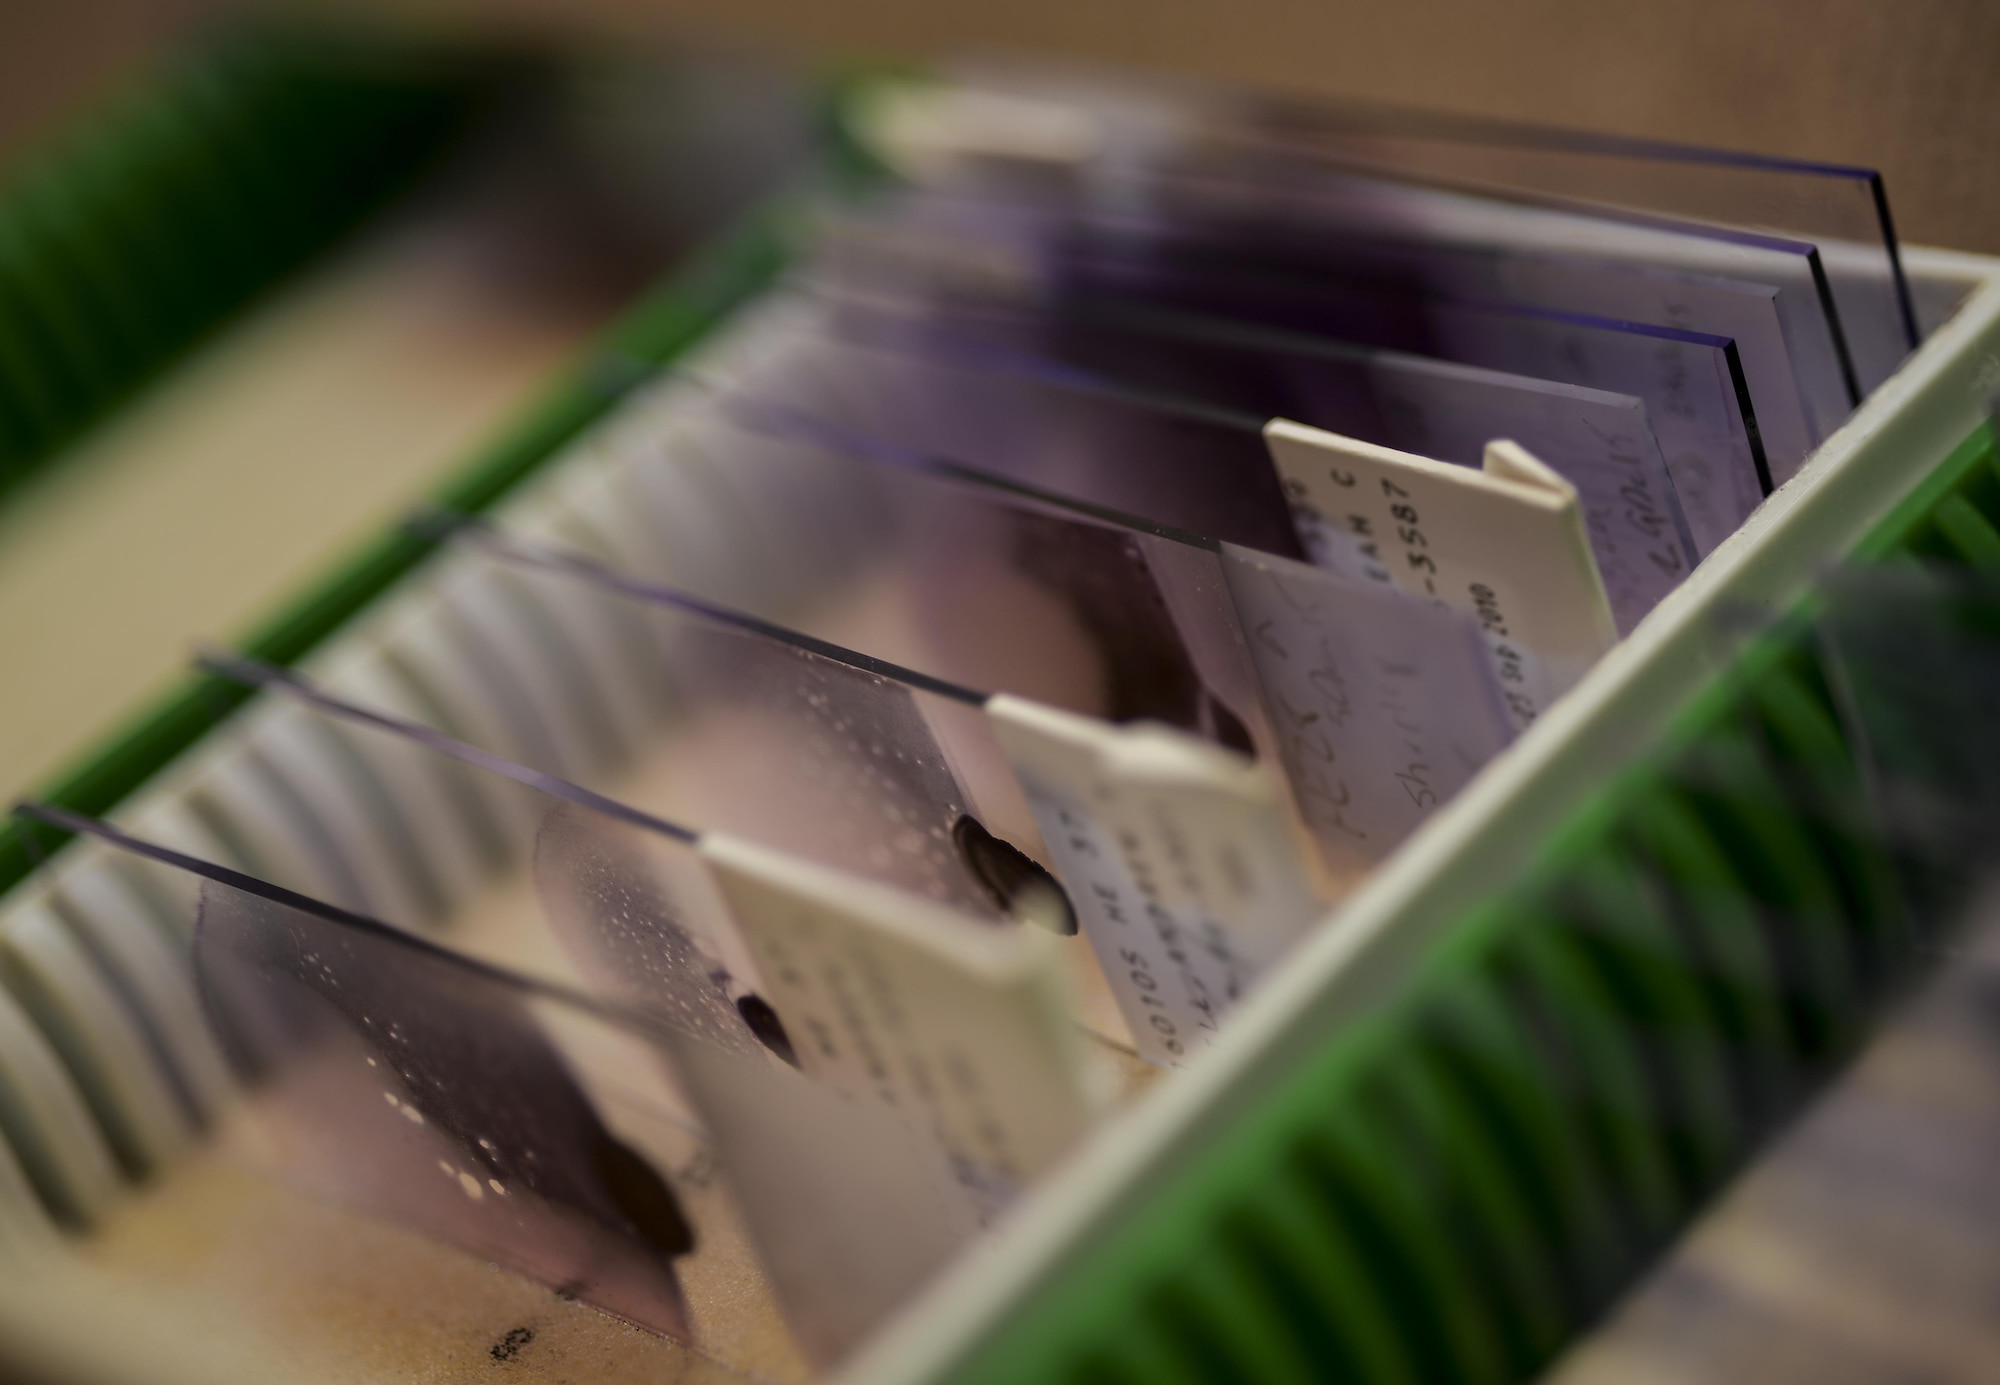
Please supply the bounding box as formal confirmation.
[985,695,1322,1067]
[1263,419,1618,730]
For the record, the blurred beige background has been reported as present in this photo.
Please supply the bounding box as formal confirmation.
[8,0,1995,251]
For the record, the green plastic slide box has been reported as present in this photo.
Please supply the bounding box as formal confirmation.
[5,77,2000,1379]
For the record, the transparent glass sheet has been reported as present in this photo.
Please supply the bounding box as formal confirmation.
[184,655,776,1022]
[1206,102,1916,392]
[928,65,1917,388]
[1107,170,1845,479]
[431,513,1289,878]
[464,508,1512,896]
[188,494,1411,1098]
[202,610,1012,939]
[718,293,1301,559]
[580,533,1088,895]
[816,206,1769,556]
[19,807,715,1348]
[431,522,1362,1069]
[199,585,1121,1058]
[554,390,1291,760]
[804,285,1693,631]
[465,412,1513,880]
[192,598,1133,1355]
[533,804,992,1368]
[845,170,1845,477]
[1068,238,1767,554]
[32,805,984,1371]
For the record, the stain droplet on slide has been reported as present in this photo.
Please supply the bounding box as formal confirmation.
[490,1326,534,1362]
[736,993,799,1067]
[1204,691,1258,759]
[954,816,1078,935]
[591,1134,695,1259]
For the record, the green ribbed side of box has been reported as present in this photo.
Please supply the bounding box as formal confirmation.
[936,419,2000,1385]
[0,30,489,496]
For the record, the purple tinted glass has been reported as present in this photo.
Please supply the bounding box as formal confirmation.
[805,288,1693,629]
[23,804,707,1342]
[937,66,1915,386]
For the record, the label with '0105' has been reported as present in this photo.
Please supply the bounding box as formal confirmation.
[985,695,1322,1067]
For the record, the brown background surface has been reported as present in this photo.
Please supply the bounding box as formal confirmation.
[6,1,2000,251]
[11,0,1995,251]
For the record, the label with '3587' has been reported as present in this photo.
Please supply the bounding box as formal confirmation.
[1264,421,1619,733]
